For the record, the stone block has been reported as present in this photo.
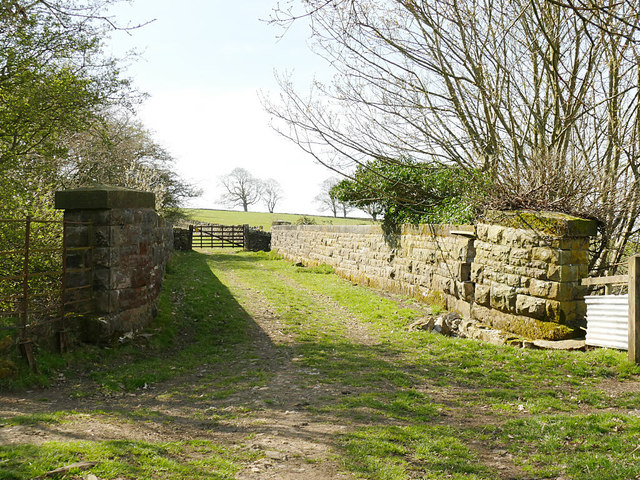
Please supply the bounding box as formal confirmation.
[64,270,91,290]
[547,264,582,282]
[476,224,489,240]
[94,268,111,290]
[64,250,89,270]
[94,226,111,247]
[550,238,590,250]
[515,294,547,319]
[56,186,155,211]
[486,225,504,243]
[532,247,557,263]
[94,290,119,313]
[529,278,554,298]
[459,281,475,301]
[544,299,584,324]
[64,225,91,247]
[112,268,133,290]
[490,284,517,312]
[109,208,136,225]
[66,209,110,225]
[474,283,491,306]
[470,263,483,283]
[92,247,112,268]
[481,210,597,237]
[459,262,471,281]
[558,249,588,265]
[505,274,522,287]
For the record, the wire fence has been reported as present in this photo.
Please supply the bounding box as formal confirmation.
[0,216,93,370]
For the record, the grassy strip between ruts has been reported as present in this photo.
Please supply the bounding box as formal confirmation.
[1,250,640,479]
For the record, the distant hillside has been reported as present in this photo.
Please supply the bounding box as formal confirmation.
[184,209,375,231]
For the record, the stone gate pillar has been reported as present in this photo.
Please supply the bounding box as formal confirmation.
[55,185,173,342]
[471,210,597,339]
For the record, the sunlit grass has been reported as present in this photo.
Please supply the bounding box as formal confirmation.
[0,440,252,480]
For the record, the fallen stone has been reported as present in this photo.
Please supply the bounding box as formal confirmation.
[532,339,586,351]
[407,316,435,331]
[433,316,451,336]
[265,450,287,461]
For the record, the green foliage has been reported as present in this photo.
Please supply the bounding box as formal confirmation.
[296,263,335,274]
[331,158,486,229]
[0,2,196,221]
[295,215,317,225]
[0,217,64,364]
[0,3,129,189]
[60,115,200,220]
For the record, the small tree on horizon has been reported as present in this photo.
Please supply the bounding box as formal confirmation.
[261,178,283,213]
[218,168,263,212]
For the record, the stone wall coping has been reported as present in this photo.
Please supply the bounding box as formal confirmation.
[481,210,597,237]
[271,213,595,239]
[55,185,156,210]
[272,223,476,236]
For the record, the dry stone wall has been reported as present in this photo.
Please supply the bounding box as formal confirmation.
[272,211,597,340]
[272,224,476,316]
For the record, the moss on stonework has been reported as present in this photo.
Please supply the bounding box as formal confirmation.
[482,210,597,237]
[510,317,577,340]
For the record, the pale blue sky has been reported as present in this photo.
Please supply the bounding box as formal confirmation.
[107,0,337,215]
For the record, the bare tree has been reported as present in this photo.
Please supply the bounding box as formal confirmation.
[261,178,284,213]
[60,114,200,218]
[219,168,263,212]
[266,0,640,273]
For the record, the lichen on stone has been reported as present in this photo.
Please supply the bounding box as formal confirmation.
[482,210,597,238]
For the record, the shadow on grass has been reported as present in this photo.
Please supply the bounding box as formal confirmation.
[0,250,497,479]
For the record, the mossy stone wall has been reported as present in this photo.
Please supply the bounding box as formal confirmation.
[272,211,597,340]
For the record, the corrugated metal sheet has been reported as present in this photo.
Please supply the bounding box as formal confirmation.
[585,295,628,350]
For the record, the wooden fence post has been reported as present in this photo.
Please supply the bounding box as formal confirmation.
[628,255,640,363]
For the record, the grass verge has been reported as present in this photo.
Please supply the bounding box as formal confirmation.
[0,440,251,480]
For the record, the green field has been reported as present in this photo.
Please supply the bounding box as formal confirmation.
[184,208,374,231]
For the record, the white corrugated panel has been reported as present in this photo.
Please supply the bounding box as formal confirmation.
[585,295,628,350]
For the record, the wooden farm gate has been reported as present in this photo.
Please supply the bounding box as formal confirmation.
[190,224,246,248]
[0,216,93,370]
